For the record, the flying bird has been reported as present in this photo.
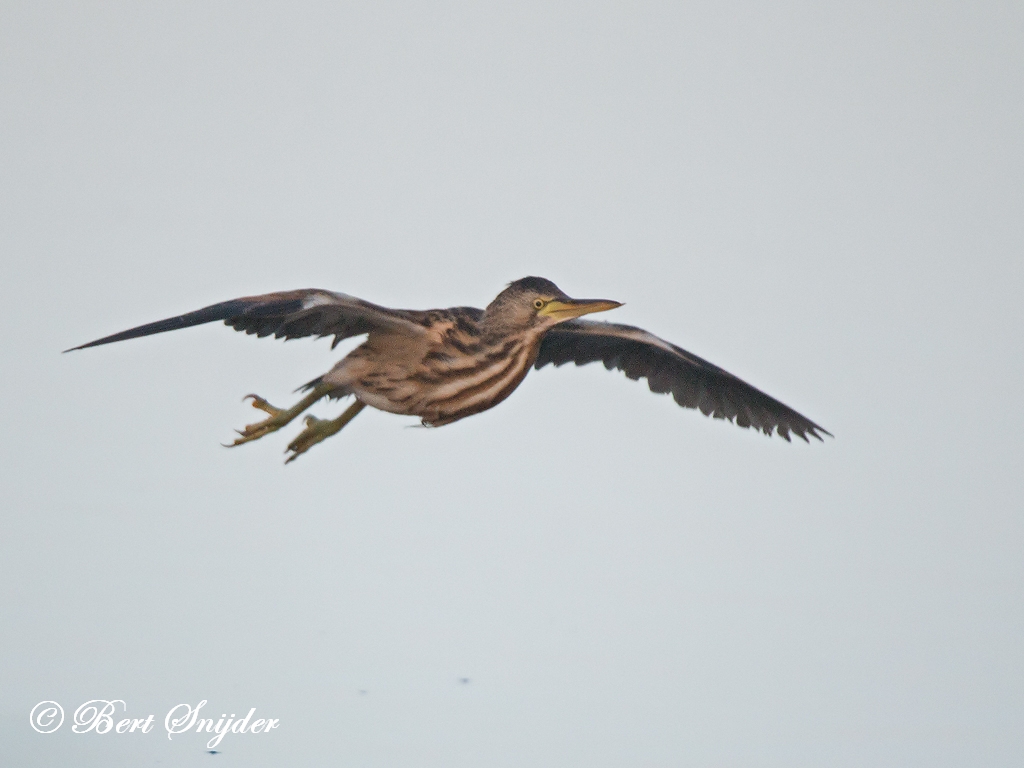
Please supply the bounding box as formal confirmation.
[68,277,830,462]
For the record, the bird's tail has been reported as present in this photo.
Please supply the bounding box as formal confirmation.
[296,375,325,393]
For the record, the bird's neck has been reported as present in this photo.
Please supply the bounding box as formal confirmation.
[479,321,545,350]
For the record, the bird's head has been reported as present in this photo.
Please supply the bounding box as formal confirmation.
[483,277,622,336]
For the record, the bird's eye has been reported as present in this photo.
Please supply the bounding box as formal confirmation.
[533,299,545,309]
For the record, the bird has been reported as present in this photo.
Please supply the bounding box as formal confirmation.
[67,277,830,462]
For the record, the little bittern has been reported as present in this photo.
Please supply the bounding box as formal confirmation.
[68,277,830,462]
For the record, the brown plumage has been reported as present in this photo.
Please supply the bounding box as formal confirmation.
[68,277,830,462]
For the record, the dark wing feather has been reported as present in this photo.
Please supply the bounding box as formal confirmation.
[66,289,427,352]
[535,320,831,442]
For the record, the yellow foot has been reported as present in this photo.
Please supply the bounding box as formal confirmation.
[285,401,366,464]
[227,394,290,445]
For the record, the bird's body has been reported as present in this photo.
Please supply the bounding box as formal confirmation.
[69,277,830,462]
[316,305,541,427]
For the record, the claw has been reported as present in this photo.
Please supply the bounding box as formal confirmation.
[285,416,326,462]
[284,401,366,464]
[223,384,335,451]
[228,394,295,446]
[244,394,283,418]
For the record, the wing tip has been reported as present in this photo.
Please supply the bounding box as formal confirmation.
[63,336,121,353]
[806,422,833,441]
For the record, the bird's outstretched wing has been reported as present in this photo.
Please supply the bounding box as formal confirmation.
[66,289,427,352]
[535,320,831,442]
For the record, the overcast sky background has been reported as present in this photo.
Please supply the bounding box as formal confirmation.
[2,2,1022,766]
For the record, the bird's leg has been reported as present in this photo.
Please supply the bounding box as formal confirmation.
[228,384,332,446]
[285,400,367,464]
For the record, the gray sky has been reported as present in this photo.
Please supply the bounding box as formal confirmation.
[2,2,1022,765]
